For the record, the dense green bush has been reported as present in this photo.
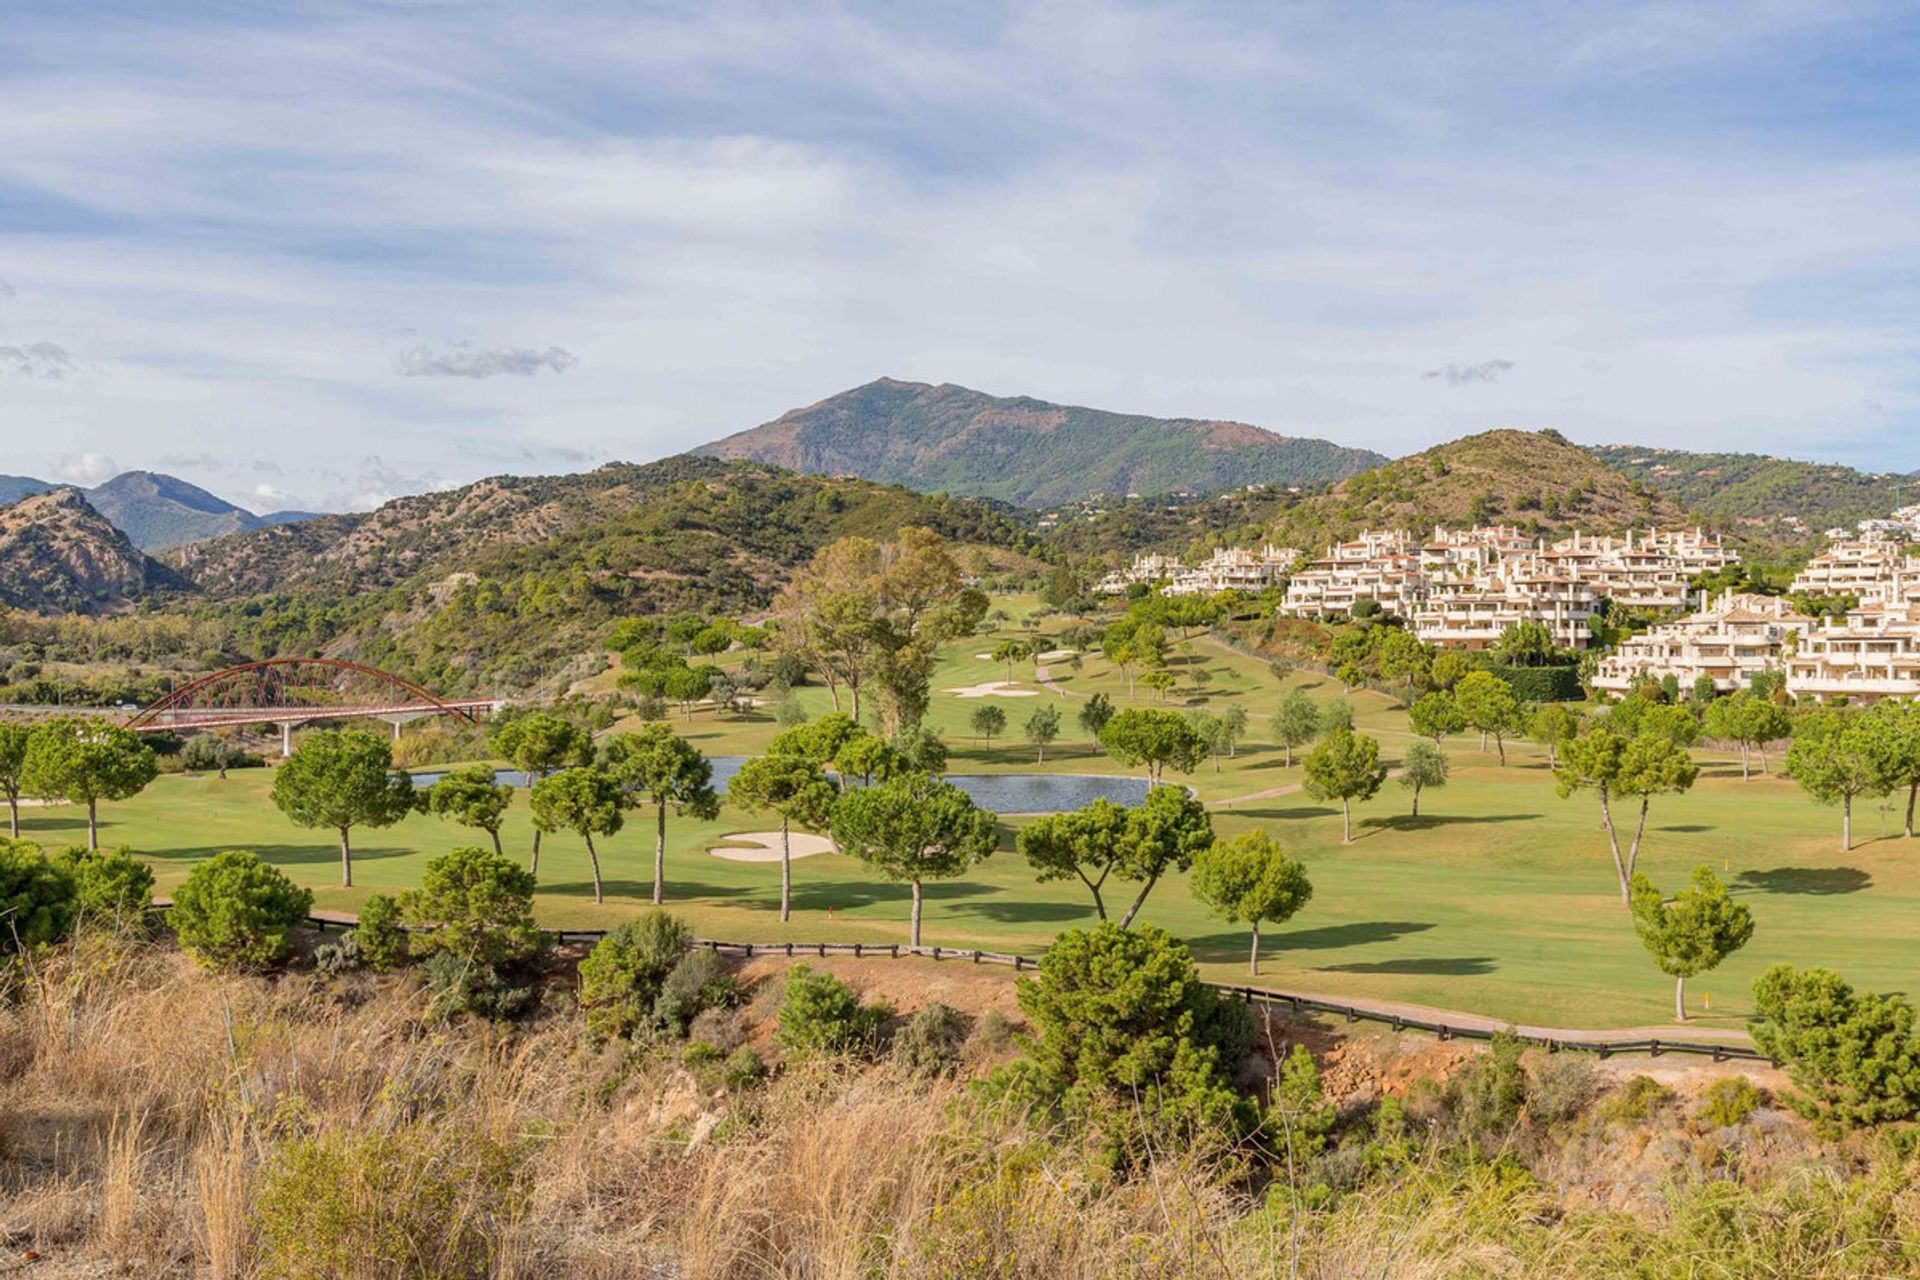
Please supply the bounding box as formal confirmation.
[773,964,888,1057]
[352,892,408,971]
[168,850,313,969]
[891,1002,969,1079]
[252,1122,528,1280]
[577,912,694,1039]
[56,846,155,922]
[1699,1076,1765,1128]
[995,922,1257,1153]
[652,949,738,1037]
[1485,663,1583,703]
[1751,964,1920,1130]
[401,846,542,1018]
[0,838,79,950]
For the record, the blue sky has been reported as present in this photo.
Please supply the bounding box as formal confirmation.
[2,1,1917,511]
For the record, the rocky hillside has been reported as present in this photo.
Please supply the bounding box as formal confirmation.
[167,455,1031,693]
[1589,445,1916,546]
[0,488,192,614]
[1267,428,1695,552]
[695,377,1385,506]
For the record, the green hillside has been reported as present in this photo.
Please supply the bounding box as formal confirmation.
[167,455,1031,695]
[695,377,1384,506]
[1590,444,1917,546]
[1264,428,1693,552]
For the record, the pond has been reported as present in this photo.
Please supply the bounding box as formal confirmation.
[409,759,1151,815]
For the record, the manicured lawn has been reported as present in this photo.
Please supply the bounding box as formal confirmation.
[24,606,1915,1032]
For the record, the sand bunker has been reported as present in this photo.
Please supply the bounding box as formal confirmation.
[707,831,836,862]
[1036,648,1077,662]
[945,681,1039,699]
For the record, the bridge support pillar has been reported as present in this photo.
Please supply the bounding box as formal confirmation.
[281,723,293,758]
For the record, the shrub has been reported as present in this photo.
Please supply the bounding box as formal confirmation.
[577,912,694,1040]
[56,846,155,922]
[891,1002,969,1079]
[1603,1075,1675,1124]
[1699,1076,1765,1129]
[1273,1045,1336,1158]
[1486,663,1583,703]
[252,1122,528,1279]
[400,846,541,971]
[1436,1030,1528,1150]
[420,949,535,1020]
[0,838,78,950]
[168,850,312,969]
[313,932,364,977]
[721,1045,767,1090]
[967,1008,1017,1059]
[352,892,408,971]
[687,1006,746,1053]
[1526,1051,1602,1126]
[653,948,738,1037]
[1751,963,1920,1130]
[1000,922,1257,1152]
[773,964,888,1057]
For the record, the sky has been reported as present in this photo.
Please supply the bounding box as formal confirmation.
[1,1,1917,513]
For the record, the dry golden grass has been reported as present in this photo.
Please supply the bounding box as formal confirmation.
[3,931,1918,1278]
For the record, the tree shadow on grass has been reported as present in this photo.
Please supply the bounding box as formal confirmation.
[1272,921,1438,951]
[135,841,421,868]
[1657,824,1715,834]
[1361,813,1544,833]
[1233,805,1339,822]
[540,877,753,903]
[1316,956,1498,976]
[943,900,1094,924]
[1734,867,1873,896]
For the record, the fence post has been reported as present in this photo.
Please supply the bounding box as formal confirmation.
[817,943,826,957]
[1650,1039,1661,1057]
[890,944,898,959]
[854,942,862,958]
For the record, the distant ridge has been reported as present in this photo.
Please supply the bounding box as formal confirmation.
[0,469,330,551]
[0,488,193,614]
[694,378,1386,506]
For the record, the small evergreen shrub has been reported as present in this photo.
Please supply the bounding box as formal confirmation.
[421,949,535,1020]
[313,932,363,977]
[891,1002,968,1079]
[1526,1051,1602,1125]
[352,892,408,971]
[577,912,694,1040]
[1603,1075,1675,1124]
[57,846,155,922]
[168,850,312,969]
[722,1045,767,1089]
[401,847,542,1020]
[652,949,738,1037]
[1699,1076,1765,1129]
[0,839,78,950]
[773,964,888,1057]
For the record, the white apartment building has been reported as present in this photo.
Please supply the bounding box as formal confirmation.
[1412,556,1597,651]
[1279,530,1424,618]
[1785,598,1920,703]
[1095,552,1184,595]
[1593,592,1812,695]
[1788,537,1920,604]
[1162,544,1301,596]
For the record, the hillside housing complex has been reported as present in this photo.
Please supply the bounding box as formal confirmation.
[1276,525,1733,651]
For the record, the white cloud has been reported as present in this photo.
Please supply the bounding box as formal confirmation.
[55,451,119,485]
[1425,360,1516,386]
[396,343,578,379]
[0,342,77,379]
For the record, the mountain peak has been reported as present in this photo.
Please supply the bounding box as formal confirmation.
[696,380,1385,505]
[0,487,191,614]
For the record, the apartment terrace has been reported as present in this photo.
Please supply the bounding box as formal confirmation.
[1593,592,1812,695]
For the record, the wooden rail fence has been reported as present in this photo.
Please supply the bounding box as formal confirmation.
[292,913,1774,1065]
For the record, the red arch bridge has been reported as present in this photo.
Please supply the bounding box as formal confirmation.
[123,658,504,755]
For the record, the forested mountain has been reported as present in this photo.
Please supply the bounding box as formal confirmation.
[695,377,1384,506]
[1263,429,1694,553]
[0,488,193,615]
[1588,445,1917,544]
[166,455,1031,694]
